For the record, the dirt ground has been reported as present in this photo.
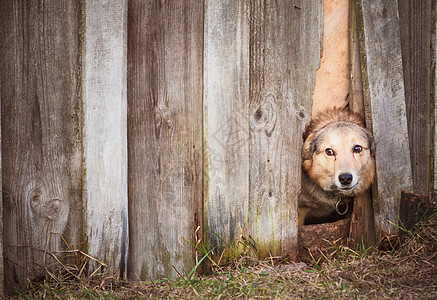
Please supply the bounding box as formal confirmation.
[9,213,437,299]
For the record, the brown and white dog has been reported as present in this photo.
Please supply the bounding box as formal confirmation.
[298,108,376,225]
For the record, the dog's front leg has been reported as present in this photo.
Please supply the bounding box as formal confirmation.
[298,206,311,226]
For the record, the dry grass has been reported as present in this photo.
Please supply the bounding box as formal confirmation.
[9,213,437,299]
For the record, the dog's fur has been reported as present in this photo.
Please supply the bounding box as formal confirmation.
[298,108,376,225]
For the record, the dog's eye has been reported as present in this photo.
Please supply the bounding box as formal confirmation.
[353,145,363,153]
[325,148,335,156]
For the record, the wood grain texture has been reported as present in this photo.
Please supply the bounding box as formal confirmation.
[349,0,364,116]
[398,0,432,195]
[249,0,322,259]
[127,0,203,280]
[0,70,3,295]
[0,1,83,293]
[348,0,376,247]
[312,0,349,115]
[83,0,128,278]
[358,0,413,236]
[203,0,250,261]
[435,1,437,192]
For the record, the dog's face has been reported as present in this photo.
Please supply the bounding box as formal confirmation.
[302,121,375,196]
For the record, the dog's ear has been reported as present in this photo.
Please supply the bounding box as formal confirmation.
[302,132,316,161]
[369,136,376,156]
[365,129,376,156]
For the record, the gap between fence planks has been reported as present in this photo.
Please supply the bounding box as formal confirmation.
[312,0,350,115]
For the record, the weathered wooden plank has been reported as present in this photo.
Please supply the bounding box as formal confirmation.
[0,1,83,293]
[127,0,203,280]
[435,1,437,192]
[358,0,413,236]
[249,1,322,259]
[312,0,349,115]
[203,0,250,261]
[398,0,432,195]
[349,0,364,116]
[348,0,376,247]
[83,0,128,277]
[0,73,3,295]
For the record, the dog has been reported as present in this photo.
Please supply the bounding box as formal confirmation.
[298,108,376,225]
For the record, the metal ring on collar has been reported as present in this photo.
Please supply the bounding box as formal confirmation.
[336,198,349,215]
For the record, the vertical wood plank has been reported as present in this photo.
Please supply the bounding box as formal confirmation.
[434,0,437,192]
[128,0,203,280]
[312,0,350,115]
[349,0,365,115]
[249,0,322,258]
[0,1,83,293]
[398,0,432,195]
[0,70,3,295]
[203,0,250,261]
[358,0,413,236]
[348,0,376,246]
[84,0,128,277]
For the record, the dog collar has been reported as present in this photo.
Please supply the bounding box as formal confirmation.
[336,198,349,215]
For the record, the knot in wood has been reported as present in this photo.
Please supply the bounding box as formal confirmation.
[298,110,306,120]
[29,188,43,208]
[249,94,277,136]
[45,198,62,220]
[154,106,175,135]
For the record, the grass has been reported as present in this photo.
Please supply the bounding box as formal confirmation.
[8,213,437,299]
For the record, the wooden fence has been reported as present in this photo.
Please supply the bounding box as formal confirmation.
[0,0,435,295]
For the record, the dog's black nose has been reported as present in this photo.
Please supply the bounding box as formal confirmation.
[339,173,353,185]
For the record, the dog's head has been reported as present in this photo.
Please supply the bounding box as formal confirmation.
[302,109,375,196]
